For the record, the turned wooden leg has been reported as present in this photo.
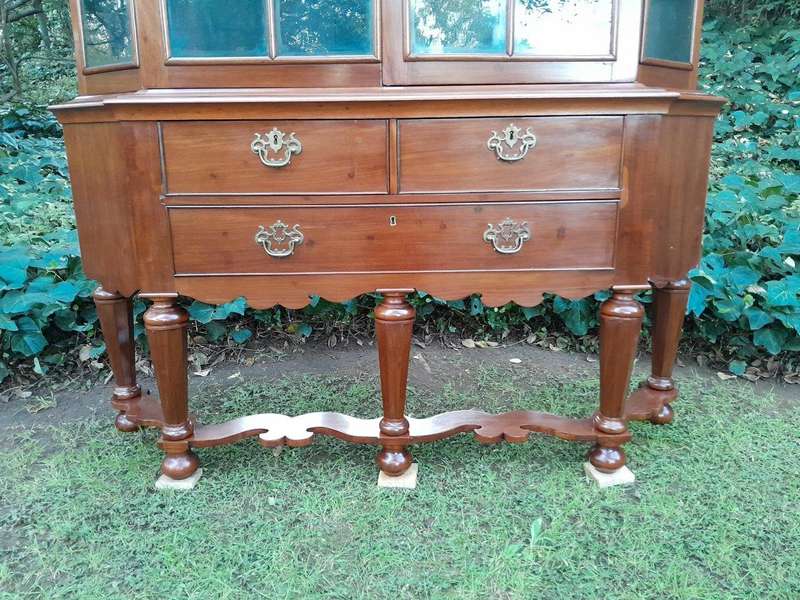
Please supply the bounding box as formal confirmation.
[589,289,644,473]
[144,296,198,480]
[646,279,691,424]
[374,290,415,476]
[93,287,141,432]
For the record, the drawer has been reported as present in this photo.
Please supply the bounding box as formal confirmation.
[161,120,389,195]
[398,117,623,193]
[169,202,618,275]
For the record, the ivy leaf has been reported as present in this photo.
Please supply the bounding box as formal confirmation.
[553,298,592,336]
[778,229,800,254]
[774,311,800,335]
[8,163,44,186]
[765,279,800,308]
[231,329,253,344]
[729,360,747,376]
[726,266,761,292]
[470,297,484,316]
[26,276,56,293]
[753,327,788,355]
[687,284,713,317]
[522,306,544,320]
[0,314,19,331]
[744,307,774,330]
[213,297,247,319]
[50,281,79,303]
[9,317,47,357]
[188,301,216,324]
[205,321,227,342]
[0,291,53,314]
[0,264,29,290]
[342,299,358,316]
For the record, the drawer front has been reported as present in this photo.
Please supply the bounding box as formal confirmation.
[399,117,623,193]
[161,120,389,195]
[169,202,617,275]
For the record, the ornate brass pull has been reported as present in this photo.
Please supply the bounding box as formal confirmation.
[483,218,531,254]
[487,124,537,162]
[251,128,302,168]
[255,221,304,258]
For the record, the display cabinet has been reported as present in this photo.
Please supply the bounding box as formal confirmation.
[53,0,724,486]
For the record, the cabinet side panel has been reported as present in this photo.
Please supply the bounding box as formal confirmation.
[121,122,175,292]
[651,115,714,281]
[63,123,139,296]
[616,114,714,284]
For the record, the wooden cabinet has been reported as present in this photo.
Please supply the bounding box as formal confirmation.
[54,0,724,485]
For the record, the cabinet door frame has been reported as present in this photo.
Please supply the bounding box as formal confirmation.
[636,0,705,90]
[382,0,642,85]
[639,0,701,70]
[74,0,140,75]
[159,0,381,65]
[129,0,383,88]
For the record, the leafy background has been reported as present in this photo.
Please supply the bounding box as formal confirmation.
[0,1,798,390]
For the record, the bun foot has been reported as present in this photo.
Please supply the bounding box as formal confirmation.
[650,403,674,425]
[115,412,140,432]
[376,445,412,477]
[587,444,626,474]
[161,449,200,480]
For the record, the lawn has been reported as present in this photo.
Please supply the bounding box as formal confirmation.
[1,360,798,599]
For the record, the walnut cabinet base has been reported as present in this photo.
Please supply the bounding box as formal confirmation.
[94,282,689,481]
[55,0,722,487]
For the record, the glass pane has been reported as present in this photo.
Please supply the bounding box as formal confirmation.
[643,0,695,63]
[80,0,135,68]
[514,0,614,56]
[410,0,507,56]
[166,0,268,58]
[275,0,375,57]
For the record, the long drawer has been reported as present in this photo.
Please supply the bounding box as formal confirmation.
[161,120,389,195]
[169,202,618,275]
[398,117,623,193]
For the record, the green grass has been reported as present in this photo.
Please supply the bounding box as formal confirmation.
[1,368,798,599]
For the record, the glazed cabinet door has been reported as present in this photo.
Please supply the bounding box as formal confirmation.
[382,0,643,85]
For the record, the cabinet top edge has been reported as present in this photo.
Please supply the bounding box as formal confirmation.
[50,84,726,113]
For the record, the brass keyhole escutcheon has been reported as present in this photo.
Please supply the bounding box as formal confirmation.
[487,124,537,162]
[251,128,303,168]
[389,216,398,227]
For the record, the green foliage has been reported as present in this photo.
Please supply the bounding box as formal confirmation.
[0,104,99,380]
[686,21,800,366]
[2,12,800,384]
[705,0,800,25]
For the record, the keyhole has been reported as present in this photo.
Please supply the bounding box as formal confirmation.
[389,216,398,227]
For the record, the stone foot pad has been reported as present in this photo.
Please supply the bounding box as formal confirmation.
[155,468,204,491]
[584,462,635,488]
[378,464,418,489]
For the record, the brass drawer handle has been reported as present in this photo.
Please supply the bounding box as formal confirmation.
[487,124,537,162]
[255,221,304,258]
[483,218,531,254]
[251,128,303,168]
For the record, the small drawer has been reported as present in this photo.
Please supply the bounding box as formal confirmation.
[161,120,389,195]
[398,117,623,193]
[169,202,618,276]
